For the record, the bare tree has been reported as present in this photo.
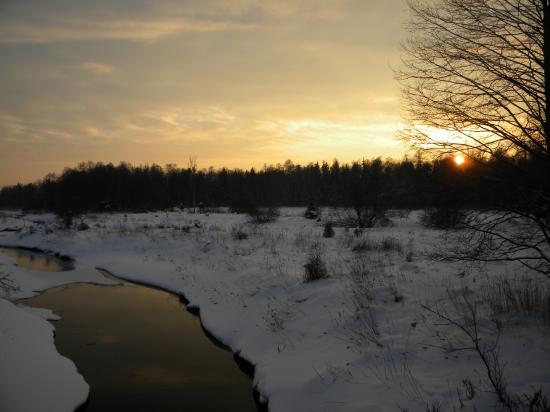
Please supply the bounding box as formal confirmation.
[398,0,550,160]
[423,289,549,411]
[397,0,550,276]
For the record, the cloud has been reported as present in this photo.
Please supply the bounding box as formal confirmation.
[0,0,350,44]
[0,0,408,186]
[142,107,235,128]
[0,18,254,44]
[267,118,402,142]
[80,126,101,136]
[0,113,27,144]
[218,0,346,19]
[253,118,404,161]
[80,62,115,75]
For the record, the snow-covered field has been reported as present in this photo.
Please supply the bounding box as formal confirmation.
[1,208,549,411]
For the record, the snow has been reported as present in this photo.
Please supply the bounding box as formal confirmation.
[0,208,549,411]
[17,305,62,321]
[0,298,89,412]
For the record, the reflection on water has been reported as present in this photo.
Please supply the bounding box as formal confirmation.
[20,282,258,412]
[0,247,74,272]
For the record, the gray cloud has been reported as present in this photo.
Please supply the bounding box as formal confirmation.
[0,0,349,44]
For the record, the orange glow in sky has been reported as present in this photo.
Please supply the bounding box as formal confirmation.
[0,0,409,187]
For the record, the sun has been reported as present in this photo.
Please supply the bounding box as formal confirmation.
[454,155,465,166]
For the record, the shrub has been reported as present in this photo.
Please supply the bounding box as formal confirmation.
[304,204,319,219]
[76,222,90,231]
[352,207,391,228]
[231,225,248,240]
[352,238,375,253]
[380,237,402,253]
[293,231,310,252]
[405,237,414,262]
[482,276,550,325]
[323,221,335,238]
[421,207,465,229]
[304,252,329,282]
[248,207,280,224]
[348,254,374,307]
[351,237,402,253]
[56,210,75,229]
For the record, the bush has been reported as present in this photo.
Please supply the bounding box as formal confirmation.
[352,238,375,253]
[56,210,75,229]
[352,207,390,228]
[304,252,329,282]
[305,204,319,219]
[421,207,465,229]
[380,237,402,253]
[231,225,248,240]
[77,222,89,231]
[248,207,280,224]
[323,221,335,238]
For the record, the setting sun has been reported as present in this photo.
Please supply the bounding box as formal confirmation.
[454,155,465,166]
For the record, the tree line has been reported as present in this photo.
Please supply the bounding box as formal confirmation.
[0,155,539,216]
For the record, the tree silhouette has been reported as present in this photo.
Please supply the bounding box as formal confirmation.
[399,0,549,160]
[398,0,550,275]
[1,158,492,214]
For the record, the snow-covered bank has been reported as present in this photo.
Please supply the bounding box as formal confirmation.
[0,298,89,412]
[0,217,116,412]
[1,209,549,411]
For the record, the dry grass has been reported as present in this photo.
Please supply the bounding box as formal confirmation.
[482,275,550,326]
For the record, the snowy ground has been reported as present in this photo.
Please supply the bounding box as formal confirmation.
[0,208,549,411]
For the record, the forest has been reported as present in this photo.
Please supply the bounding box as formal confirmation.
[0,154,543,218]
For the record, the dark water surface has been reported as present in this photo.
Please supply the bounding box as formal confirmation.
[0,246,74,271]
[19,281,258,412]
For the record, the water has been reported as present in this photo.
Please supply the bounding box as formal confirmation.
[0,247,74,271]
[9,248,258,412]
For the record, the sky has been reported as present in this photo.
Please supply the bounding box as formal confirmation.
[0,0,409,187]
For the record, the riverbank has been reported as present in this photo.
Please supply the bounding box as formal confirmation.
[1,208,549,411]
